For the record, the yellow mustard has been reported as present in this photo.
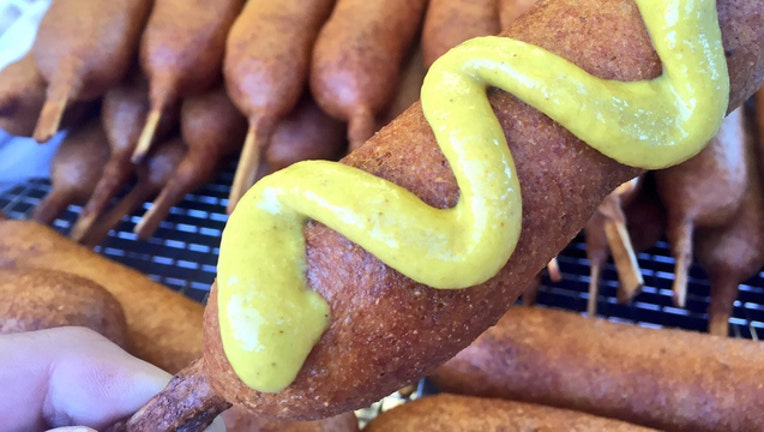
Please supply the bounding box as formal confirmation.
[217,0,729,392]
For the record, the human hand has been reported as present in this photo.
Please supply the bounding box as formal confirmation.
[0,326,224,432]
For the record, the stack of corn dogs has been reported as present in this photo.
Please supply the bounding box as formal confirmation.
[1,0,764,430]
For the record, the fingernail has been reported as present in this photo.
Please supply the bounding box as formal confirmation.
[205,416,227,432]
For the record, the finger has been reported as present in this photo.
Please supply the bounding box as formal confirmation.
[0,328,82,431]
[41,327,172,430]
[206,416,227,432]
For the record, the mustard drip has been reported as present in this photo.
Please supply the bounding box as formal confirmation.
[217,0,729,392]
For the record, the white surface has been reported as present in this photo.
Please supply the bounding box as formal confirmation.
[0,0,60,194]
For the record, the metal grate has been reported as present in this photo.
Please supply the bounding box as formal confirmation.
[550,239,764,340]
[5,172,763,427]
[2,172,762,340]
[4,0,763,427]
[3,0,762,342]
[0,175,228,304]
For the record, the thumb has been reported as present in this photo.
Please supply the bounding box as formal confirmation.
[44,327,172,430]
[207,416,227,432]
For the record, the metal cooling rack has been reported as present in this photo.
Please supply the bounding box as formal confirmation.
[3,0,763,342]
[4,0,763,428]
[2,173,763,339]
[3,126,762,430]
[0,175,228,304]
[2,172,763,427]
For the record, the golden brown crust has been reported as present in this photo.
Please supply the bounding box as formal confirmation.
[310,0,429,148]
[31,118,111,225]
[0,220,204,373]
[70,70,180,243]
[430,306,764,431]
[33,0,151,98]
[132,86,247,240]
[140,0,244,105]
[160,0,762,423]
[31,0,152,142]
[655,108,749,307]
[202,0,764,421]
[224,0,334,120]
[421,0,501,68]
[263,93,348,174]
[223,0,337,210]
[498,0,540,29]
[0,53,98,138]
[221,406,359,432]
[0,54,47,137]
[203,0,659,419]
[656,110,748,230]
[0,267,128,347]
[696,107,763,336]
[364,394,658,431]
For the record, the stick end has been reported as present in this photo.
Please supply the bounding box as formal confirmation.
[132,109,163,164]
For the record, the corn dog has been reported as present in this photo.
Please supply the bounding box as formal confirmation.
[430,306,764,431]
[0,267,127,347]
[498,0,540,28]
[0,54,47,137]
[31,117,110,225]
[365,394,658,431]
[70,71,179,243]
[32,0,152,142]
[655,107,749,307]
[220,407,358,432]
[421,0,500,68]
[224,0,336,212]
[131,0,244,163]
[134,86,246,239]
[695,104,763,337]
[80,137,187,247]
[310,0,428,151]
[0,219,203,373]
[118,0,764,429]
[262,94,347,176]
[0,53,95,138]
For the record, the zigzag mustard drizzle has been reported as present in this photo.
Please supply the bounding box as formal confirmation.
[217,0,729,392]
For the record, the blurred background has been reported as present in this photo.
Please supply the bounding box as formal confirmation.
[0,0,59,194]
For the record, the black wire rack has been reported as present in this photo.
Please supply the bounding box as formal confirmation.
[3,173,762,339]
[2,172,763,426]
[4,1,763,429]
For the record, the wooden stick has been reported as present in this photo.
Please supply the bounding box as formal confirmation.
[546,257,562,282]
[605,218,644,303]
[107,358,231,432]
[33,80,71,143]
[586,260,602,316]
[228,121,263,213]
[32,190,74,225]
[598,191,644,304]
[132,108,162,164]
[79,183,154,248]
